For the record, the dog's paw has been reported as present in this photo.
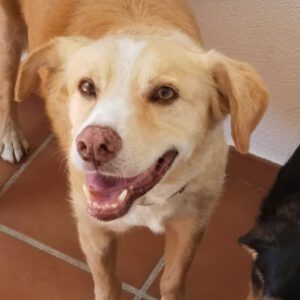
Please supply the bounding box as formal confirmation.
[0,119,29,163]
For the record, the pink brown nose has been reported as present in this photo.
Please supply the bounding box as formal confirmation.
[76,126,122,165]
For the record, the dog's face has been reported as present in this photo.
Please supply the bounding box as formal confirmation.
[16,35,268,221]
[67,37,210,176]
[240,223,300,300]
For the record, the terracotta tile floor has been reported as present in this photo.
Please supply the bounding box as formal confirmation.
[0,98,279,300]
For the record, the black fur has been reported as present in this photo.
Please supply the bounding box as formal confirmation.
[239,145,300,300]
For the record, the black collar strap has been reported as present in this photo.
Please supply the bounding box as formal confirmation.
[138,184,188,206]
[168,184,187,200]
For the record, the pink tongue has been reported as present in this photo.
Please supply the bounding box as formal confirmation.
[87,173,121,190]
[87,173,127,202]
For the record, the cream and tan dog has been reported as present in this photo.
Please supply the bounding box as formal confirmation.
[1,0,268,299]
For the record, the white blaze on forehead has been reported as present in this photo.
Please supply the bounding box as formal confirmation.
[78,38,146,132]
[115,38,146,91]
[70,37,146,171]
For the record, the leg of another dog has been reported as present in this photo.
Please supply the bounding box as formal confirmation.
[0,1,28,163]
[78,222,122,300]
[160,215,205,300]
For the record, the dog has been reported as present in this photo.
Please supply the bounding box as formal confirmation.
[1,0,269,299]
[239,145,300,300]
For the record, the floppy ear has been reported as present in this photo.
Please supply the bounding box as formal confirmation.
[206,50,269,153]
[15,36,91,102]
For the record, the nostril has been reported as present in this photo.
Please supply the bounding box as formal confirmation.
[77,141,89,158]
[99,143,109,153]
[77,141,87,152]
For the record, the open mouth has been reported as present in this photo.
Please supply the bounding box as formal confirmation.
[83,149,178,221]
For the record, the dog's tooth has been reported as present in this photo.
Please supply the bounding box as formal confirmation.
[91,202,98,209]
[103,204,111,210]
[82,184,89,197]
[96,203,102,210]
[111,203,118,209]
[118,189,128,202]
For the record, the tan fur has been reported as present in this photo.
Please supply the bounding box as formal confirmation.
[161,215,206,299]
[206,51,269,153]
[0,0,28,163]
[1,1,269,299]
[19,0,202,49]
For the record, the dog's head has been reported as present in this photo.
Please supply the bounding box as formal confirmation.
[239,195,300,300]
[16,35,268,221]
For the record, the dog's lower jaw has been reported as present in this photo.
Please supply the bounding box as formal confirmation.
[0,116,29,163]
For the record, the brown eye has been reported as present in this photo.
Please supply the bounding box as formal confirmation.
[150,86,178,104]
[78,79,97,98]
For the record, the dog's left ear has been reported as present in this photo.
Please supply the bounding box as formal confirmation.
[15,36,91,102]
[205,50,269,153]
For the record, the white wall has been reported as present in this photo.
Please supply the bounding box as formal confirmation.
[189,0,300,164]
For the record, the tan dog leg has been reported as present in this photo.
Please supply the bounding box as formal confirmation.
[161,215,205,300]
[0,1,28,163]
[78,221,122,300]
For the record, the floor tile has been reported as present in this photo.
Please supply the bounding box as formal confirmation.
[0,232,134,300]
[0,231,94,300]
[0,95,50,188]
[122,291,136,300]
[0,139,164,289]
[227,147,279,190]
[148,177,266,299]
[0,139,82,259]
[117,227,164,289]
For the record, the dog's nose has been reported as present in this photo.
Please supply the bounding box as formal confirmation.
[76,126,122,165]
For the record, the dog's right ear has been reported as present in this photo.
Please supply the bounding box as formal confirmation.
[15,36,91,102]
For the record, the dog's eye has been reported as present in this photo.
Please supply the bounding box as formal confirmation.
[78,79,97,98]
[150,86,178,104]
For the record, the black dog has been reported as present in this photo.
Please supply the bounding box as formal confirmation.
[239,145,300,300]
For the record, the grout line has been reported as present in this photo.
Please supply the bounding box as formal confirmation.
[0,224,140,296]
[121,282,141,297]
[0,134,53,197]
[235,177,267,192]
[139,293,159,300]
[226,174,267,192]
[0,224,89,271]
[140,256,165,293]
[133,256,165,300]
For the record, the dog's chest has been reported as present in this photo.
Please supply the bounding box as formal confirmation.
[123,203,175,233]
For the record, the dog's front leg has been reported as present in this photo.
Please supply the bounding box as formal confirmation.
[78,222,122,300]
[0,1,28,163]
[160,214,205,300]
